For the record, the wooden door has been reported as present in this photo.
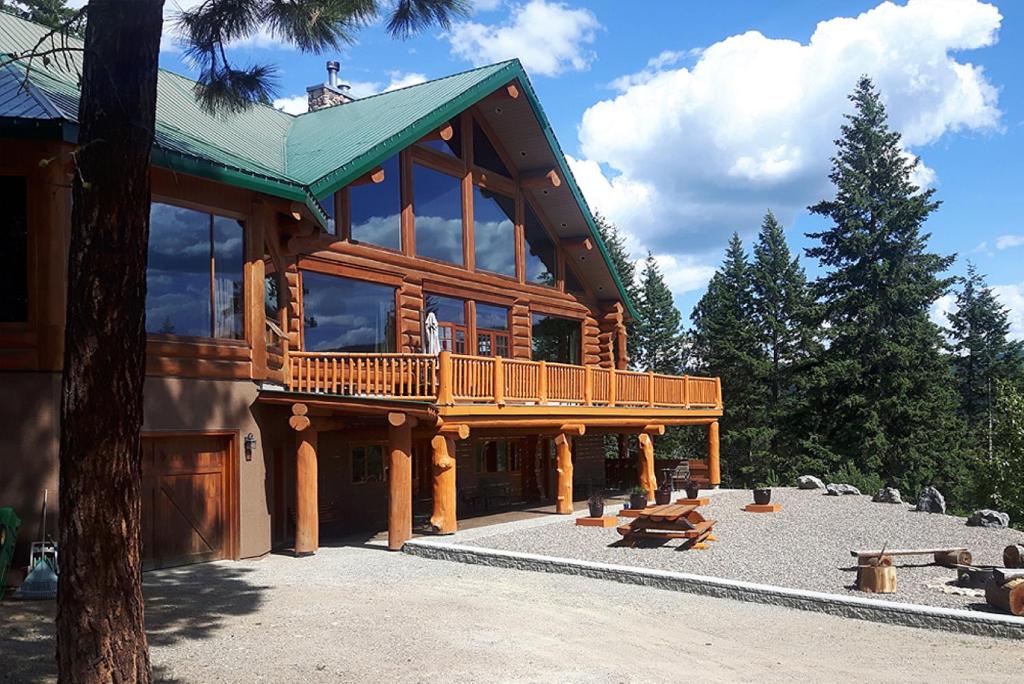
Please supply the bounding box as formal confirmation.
[141,434,234,570]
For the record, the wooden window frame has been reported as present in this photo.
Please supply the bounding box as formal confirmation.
[296,265,402,353]
[408,151,468,269]
[527,308,585,365]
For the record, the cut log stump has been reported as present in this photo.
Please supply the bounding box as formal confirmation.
[985,577,1024,616]
[1004,544,1024,569]
[857,564,897,593]
[934,550,972,568]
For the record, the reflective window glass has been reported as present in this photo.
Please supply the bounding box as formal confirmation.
[351,155,401,250]
[301,272,396,352]
[473,119,511,177]
[523,204,556,286]
[473,187,515,277]
[413,163,463,265]
[531,313,581,364]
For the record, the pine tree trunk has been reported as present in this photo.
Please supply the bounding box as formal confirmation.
[57,2,164,682]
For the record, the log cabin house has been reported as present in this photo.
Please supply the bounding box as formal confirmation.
[0,13,722,569]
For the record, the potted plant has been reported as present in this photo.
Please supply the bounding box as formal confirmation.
[654,480,672,505]
[628,486,648,511]
[587,484,605,518]
[752,484,772,505]
[684,479,700,499]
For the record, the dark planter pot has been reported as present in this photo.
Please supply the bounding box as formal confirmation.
[753,488,772,505]
[685,483,700,499]
[654,488,671,505]
[588,500,604,518]
[629,492,649,510]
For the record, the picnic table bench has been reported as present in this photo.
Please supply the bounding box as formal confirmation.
[616,503,717,549]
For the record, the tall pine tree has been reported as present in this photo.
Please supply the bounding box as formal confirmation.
[806,76,964,494]
[634,252,682,374]
[750,211,818,475]
[948,262,1024,426]
[691,234,770,483]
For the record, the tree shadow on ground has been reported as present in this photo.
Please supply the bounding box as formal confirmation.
[0,563,268,682]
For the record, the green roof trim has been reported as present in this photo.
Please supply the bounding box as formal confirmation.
[0,11,636,315]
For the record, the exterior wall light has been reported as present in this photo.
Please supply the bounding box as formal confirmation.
[244,432,257,461]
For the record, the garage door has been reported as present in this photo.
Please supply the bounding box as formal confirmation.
[141,434,234,570]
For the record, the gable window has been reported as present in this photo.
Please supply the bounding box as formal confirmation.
[473,187,515,277]
[352,444,385,483]
[317,191,336,234]
[476,302,510,358]
[425,293,467,354]
[0,176,28,323]
[531,313,581,365]
[472,119,511,177]
[419,117,462,158]
[302,272,396,352]
[350,154,401,251]
[523,203,556,287]
[413,163,464,265]
[146,203,244,339]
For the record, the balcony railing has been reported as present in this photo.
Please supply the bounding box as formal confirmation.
[286,351,721,410]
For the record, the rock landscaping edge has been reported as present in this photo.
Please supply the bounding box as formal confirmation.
[403,539,1024,640]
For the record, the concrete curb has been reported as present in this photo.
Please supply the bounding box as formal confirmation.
[403,539,1024,640]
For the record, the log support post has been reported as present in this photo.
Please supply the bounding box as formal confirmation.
[430,423,469,534]
[388,412,416,550]
[555,433,574,514]
[638,432,657,502]
[707,420,721,488]
[289,404,318,556]
[437,350,454,404]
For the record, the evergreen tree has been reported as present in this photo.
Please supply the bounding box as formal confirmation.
[986,381,1024,527]
[0,0,82,33]
[749,211,818,474]
[948,262,1024,426]
[805,76,964,494]
[691,234,770,483]
[634,252,682,374]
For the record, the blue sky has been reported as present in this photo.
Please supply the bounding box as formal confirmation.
[155,0,1024,337]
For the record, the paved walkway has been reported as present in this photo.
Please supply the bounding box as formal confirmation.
[2,546,1019,682]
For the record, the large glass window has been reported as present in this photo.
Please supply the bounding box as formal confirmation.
[531,313,581,364]
[146,203,244,339]
[425,293,467,354]
[301,272,396,352]
[419,117,462,158]
[317,191,336,234]
[413,163,464,265]
[0,176,28,322]
[350,155,401,251]
[523,204,556,286]
[473,187,515,277]
[476,302,510,358]
[473,119,511,177]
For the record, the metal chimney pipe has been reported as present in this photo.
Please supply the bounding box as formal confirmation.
[326,60,340,88]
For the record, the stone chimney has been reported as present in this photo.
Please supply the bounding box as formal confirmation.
[307,60,354,111]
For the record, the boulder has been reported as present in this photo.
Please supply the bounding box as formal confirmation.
[825,483,861,496]
[916,486,946,514]
[872,487,903,504]
[967,509,1010,529]
[797,475,825,490]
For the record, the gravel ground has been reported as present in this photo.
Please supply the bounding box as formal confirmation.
[464,487,1024,612]
[2,545,1020,683]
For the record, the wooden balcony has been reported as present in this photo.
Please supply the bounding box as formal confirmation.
[283,350,722,424]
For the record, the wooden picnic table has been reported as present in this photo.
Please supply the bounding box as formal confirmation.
[616,503,717,549]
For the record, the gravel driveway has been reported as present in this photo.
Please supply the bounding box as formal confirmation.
[463,487,1024,611]
[2,544,1020,683]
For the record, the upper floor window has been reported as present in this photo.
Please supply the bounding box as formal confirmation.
[317,191,336,234]
[146,203,244,339]
[476,302,510,358]
[472,119,511,177]
[531,312,581,365]
[419,118,462,159]
[473,187,515,277]
[350,155,401,251]
[523,204,556,287]
[413,163,463,265]
[301,271,396,352]
[425,293,467,354]
[0,176,28,323]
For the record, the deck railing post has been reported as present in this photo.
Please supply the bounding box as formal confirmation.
[683,375,689,408]
[538,360,547,404]
[647,371,656,408]
[715,377,723,409]
[583,365,593,406]
[493,356,505,406]
[437,351,454,405]
[608,368,617,407]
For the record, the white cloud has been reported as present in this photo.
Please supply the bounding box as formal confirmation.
[994,234,1024,250]
[992,283,1024,341]
[448,0,600,77]
[273,71,428,114]
[648,254,718,299]
[930,292,957,329]
[572,0,1003,302]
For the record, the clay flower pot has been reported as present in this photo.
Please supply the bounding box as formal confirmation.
[654,488,671,505]
[685,482,700,499]
[588,499,604,518]
[753,488,772,505]
[629,491,648,511]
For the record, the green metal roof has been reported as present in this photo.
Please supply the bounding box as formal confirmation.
[0,11,637,317]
